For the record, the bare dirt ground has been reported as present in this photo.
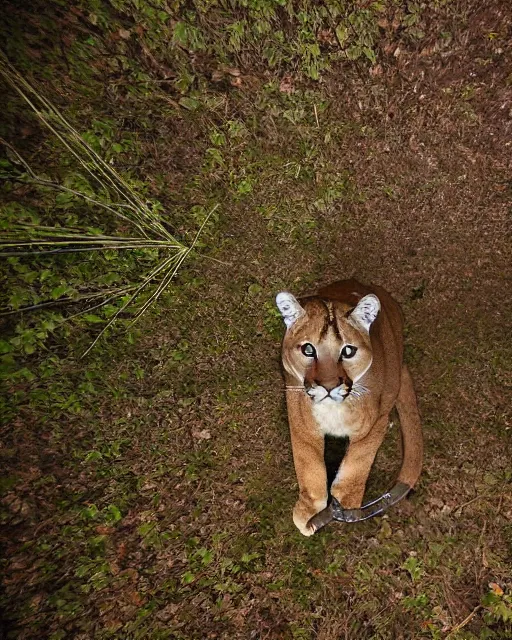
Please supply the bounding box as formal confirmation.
[1,1,511,638]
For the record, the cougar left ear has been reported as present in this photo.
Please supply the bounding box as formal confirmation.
[276,292,305,329]
[349,294,380,331]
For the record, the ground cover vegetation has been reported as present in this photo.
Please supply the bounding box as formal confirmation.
[0,0,511,638]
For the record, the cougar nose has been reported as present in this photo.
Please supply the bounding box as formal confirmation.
[314,378,343,393]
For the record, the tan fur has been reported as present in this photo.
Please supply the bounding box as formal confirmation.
[278,279,423,536]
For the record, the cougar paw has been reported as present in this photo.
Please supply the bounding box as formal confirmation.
[293,498,326,537]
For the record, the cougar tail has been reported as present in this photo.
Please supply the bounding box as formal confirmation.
[396,363,423,488]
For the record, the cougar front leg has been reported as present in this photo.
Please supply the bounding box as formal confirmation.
[331,418,388,509]
[288,418,327,536]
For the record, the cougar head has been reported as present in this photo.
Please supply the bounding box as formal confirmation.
[276,291,380,403]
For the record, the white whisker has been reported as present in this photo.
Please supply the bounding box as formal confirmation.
[349,383,368,401]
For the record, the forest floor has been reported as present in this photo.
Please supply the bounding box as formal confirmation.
[1,1,511,638]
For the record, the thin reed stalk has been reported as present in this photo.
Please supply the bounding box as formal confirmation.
[0,56,219,353]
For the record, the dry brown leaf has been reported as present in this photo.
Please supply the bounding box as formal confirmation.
[127,591,145,606]
[192,428,211,441]
[317,29,335,44]
[95,525,115,535]
[118,568,138,582]
[489,582,504,596]
[117,542,128,562]
[279,76,294,94]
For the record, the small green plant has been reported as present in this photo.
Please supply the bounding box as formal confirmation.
[137,520,171,550]
[403,555,424,582]
[482,583,512,628]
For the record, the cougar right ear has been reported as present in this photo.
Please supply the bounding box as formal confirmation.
[276,292,305,329]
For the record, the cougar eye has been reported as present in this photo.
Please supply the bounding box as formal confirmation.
[341,345,357,359]
[301,343,316,358]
